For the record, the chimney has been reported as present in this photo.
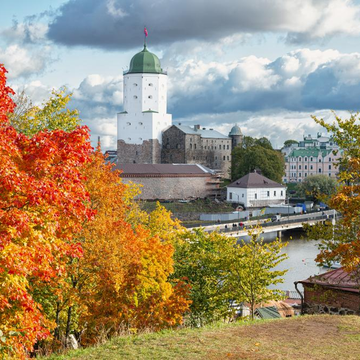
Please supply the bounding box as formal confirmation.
[194,124,201,131]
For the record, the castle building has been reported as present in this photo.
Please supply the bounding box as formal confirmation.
[161,124,234,176]
[117,44,172,164]
[117,44,243,178]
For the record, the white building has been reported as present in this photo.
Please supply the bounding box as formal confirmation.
[227,172,286,208]
[117,44,172,164]
[282,133,342,183]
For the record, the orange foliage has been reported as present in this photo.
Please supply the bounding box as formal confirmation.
[0,65,93,358]
[75,151,190,343]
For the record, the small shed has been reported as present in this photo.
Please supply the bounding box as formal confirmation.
[296,267,360,315]
[227,172,286,208]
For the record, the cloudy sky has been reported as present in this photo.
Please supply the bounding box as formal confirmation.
[1,0,360,150]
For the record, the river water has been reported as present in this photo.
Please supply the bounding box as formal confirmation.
[242,230,327,292]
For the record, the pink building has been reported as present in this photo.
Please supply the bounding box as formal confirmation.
[282,134,342,183]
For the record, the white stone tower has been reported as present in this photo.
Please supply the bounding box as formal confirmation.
[117,44,172,163]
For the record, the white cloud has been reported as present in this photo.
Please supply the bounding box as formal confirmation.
[0,44,52,79]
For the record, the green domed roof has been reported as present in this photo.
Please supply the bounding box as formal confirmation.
[229,124,242,136]
[127,45,164,74]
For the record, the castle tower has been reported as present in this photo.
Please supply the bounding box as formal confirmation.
[117,44,172,163]
[229,124,243,150]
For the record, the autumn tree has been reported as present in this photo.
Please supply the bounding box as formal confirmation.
[306,113,360,270]
[8,88,80,136]
[231,136,285,182]
[173,226,288,325]
[0,65,93,358]
[50,151,190,344]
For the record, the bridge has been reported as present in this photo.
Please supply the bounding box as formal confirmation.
[189,210,337,238]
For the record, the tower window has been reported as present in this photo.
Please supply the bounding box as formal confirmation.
[149,83,153,86]
[126,122,131,125]
[133,83,138,86]
[139,122,143,125]
[148,95,153,99]
[133,95,138,99]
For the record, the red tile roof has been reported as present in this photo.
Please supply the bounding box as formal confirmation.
[299,267,360,293]
[115,163,212,177]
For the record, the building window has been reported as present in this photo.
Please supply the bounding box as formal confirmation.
[133,95,138,99]
[190,144,192,149]
[204,146,207,149]
[215,146,217,150]
[194,144,197,149]
[305,173,307,177]
[242,194,244,198]
[126,122,131,125]
[281,191,283,196]
[190,138,192,142]
[305,157,307,161]
[305,165,307,170]
[274,191,276,196]
[319,159,322,162]
[223,156,226,160]
[135,151,138,155]
[310,165,313,170]
[229,192,232,200]
[223,145,225,150]
[227,145,229,150]
[319,169,322,173]
[267,191,270,197]
[329,165,331,170]
[193,156,195,160]
[299,157,302,161]
[255,193,257,199]
[299,173,301,177]
[310,157,313,161]
[148,95,153,99]
[149,83,153,87]
[299,165,301,169]
[215,156,218,160]
[329,157,331,161]
[227,156,230,160]
[139,122,143,125]
[133,83,138,86]
[329,173,331,177]
[176,144,180,149]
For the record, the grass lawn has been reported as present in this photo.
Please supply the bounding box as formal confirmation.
[46,315,360,360]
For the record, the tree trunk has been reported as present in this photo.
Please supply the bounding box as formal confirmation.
[54,301,61,340]
[65,305,72,342]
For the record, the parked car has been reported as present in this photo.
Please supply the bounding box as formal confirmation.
[271,215,281,222]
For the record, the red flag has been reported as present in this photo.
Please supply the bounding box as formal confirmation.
[144,27,148,37]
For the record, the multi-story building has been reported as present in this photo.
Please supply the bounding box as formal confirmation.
[161,124,236,176]
[282,133,342,183]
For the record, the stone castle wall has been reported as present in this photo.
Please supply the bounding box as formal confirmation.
[117,139,161,164]
[120,175,214,200]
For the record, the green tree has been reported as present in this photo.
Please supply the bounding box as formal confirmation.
[283,139,298,147]
[231,136,285,182]
[173,226,288,324]
[296,174,338,200]
[8,88,81,136]
[222,226,288,320]
[306,113,360,271]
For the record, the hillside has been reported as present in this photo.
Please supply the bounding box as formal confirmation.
[47,315,360,360]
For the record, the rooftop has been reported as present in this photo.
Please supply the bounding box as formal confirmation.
[175,125,230,139]
[228,172,284,189]
[298,267,360,293]
[115,163,215,177]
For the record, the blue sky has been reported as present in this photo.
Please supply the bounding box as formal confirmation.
[1,0,360,150]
